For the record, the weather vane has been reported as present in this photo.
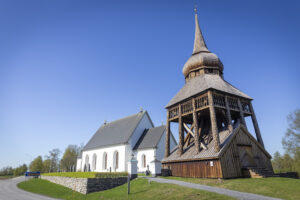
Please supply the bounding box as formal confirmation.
[194,4,198,14]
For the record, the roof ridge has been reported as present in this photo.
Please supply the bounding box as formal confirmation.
[104,111,146,126]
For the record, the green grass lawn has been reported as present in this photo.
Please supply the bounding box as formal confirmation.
[18,178,235,200]
[162,176,300,200]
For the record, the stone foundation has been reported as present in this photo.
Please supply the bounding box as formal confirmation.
[41,175,129,194]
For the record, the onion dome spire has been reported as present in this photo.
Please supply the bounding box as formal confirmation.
[182,7,224,82]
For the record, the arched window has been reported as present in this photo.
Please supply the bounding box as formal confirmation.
[102,152,107,170]
[113,151,119,170]
[92,153,97,171]
[142,154,146,168]
[85,155,89,172]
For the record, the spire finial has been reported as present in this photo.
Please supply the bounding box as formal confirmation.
[192,6,209,54]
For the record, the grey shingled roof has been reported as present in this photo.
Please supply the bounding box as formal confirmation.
[83,111,147,151]
[162,123,270,163]
[134,125,166,150]
[166,74,252,108]
[162,124,239,163]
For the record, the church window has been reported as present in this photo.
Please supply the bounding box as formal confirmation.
[142,154,146,168]
[113,151,119,170]
[103,152,107,170]
[92,153,97,171]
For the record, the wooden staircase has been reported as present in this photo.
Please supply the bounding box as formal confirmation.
[243,167,279,178]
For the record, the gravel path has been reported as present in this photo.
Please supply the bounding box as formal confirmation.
[145,177,282,200]
[0,177,60,200]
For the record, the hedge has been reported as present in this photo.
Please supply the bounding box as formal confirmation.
[42,172,128,178]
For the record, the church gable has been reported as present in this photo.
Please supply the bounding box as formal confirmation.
[133,125,166,150]
[128,111,154,148]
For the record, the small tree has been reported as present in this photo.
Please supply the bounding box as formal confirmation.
[29,156,43,172]
[14,164,27,176]
[272,151,283,173]
[282,109,300,156]
[42,159,51,173]
[45,148,61,172]
[60,145,79,172]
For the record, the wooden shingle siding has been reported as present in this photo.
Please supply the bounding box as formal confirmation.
[220,139,242,178]
[220,128,273,178]
[163,159,222,178]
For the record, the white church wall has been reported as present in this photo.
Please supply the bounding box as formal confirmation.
[76,158,82,172]
[155,130,177,162]
[136,148,155,173]
[128,113,153,149]
[80,144,127,172]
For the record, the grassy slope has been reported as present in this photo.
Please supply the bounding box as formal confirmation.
[163,177,300,200]
[18,178,235,200]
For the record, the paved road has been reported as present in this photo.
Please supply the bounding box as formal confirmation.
[145,177,282,200]
[0,177,59,200]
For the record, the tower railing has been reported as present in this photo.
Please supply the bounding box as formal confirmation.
[168,92,251,120]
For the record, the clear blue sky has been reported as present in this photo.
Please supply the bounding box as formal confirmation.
[0,0,299,168]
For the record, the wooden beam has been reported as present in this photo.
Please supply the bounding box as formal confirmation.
[178,104,184,155]
[249,102,265,148]
[208,91,220,152]
[184,122,207,150]
[183,123,194,137]
[192,98,200,153]
[237,98,247,130]
[225,96,233,132]
[165,111,170,157]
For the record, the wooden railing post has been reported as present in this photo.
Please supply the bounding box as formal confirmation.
[178,104,184,155]
[192,98,200,153]
[249,102,265,148]
[225,96,233,132]
[208,91,220,152]
[165,111,171,157]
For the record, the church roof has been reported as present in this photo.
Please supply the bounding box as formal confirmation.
[83,111,148,151]
[166,74,252,108]
[133,125,166,150]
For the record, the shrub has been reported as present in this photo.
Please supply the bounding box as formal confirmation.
[42,172,128,178]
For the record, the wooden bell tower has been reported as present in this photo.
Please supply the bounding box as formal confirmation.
[162,9,272,178]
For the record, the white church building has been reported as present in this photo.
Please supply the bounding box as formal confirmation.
[76,110,177,175]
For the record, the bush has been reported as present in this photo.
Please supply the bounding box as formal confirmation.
[42,172,128,178]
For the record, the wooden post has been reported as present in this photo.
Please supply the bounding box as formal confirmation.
[127,174,130,194]
[208,91,220,152]
[192,98,200,153]
[249,102,265,148]
[178,104,184,155]
[165,111,170,157]
[237,98,247,130]
[225,96,233,132]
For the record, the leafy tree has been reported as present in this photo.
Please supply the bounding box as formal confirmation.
[272,109,300,175]
[272,151,283,173]
[60,145,80,172]
[43,159,51,173]
[282,109,300,156]
[29,156,43,172]
[0,166,14,176]
[13,164,27,176]
[45,148,61,172]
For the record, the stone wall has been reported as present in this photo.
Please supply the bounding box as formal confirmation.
[41,176,129,194]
